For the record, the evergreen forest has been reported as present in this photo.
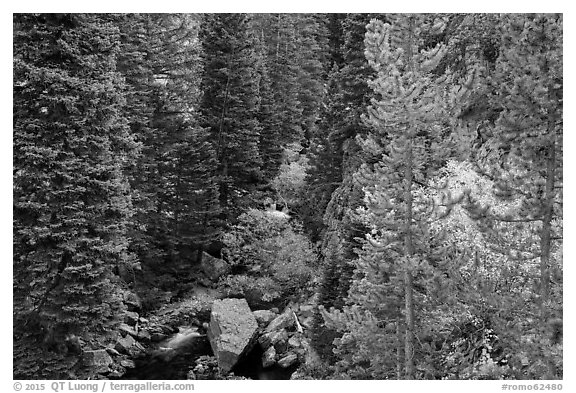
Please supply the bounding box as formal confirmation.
[13,13,563,381]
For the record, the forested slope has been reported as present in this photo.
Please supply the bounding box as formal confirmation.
[13,13,562,380]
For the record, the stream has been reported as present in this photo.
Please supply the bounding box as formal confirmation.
[122,327,211,380]
[121,326,296,380]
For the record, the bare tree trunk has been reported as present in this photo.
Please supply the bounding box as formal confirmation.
[540,141,555,310]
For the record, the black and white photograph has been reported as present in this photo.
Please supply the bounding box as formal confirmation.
[12,8,564,386]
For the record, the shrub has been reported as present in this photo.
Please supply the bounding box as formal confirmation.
[221,209,318,305]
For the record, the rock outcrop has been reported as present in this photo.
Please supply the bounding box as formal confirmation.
[207,298,258,373]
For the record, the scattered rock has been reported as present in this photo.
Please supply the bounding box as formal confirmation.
[132,341,146,353]
[151,333,168,343]
[137,329,151,342]
[258,332,272,349]
[253,310,277,327]
[288,336,302,348]
[278,352,298,368]
[124,311,140,325]
[124,292,142,312]
[119,323,138,338]
[120,359,136,369]
[139,317,149,324]
[200,252,231,282]
[258,330,288,351]
[273,334,289,354]
[265,309,295,332]
[82,350,113,368]
[190,356,219,380]
[207,298,258,373]
[262,346,277,368]
[115,334,136,355]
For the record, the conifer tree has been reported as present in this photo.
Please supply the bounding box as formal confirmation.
[117,14,220,263]
[199,13,263,218]
[254,28,284,181]
[268,14,304,146]
[457,14,563,378]
[304,14,377,240]
[294,14,327,142]
[307,14,378,360]
[485,13,562,313]
[322,15,456,379]
[13,13,137,369]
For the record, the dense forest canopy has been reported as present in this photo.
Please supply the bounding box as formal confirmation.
[13,13,562,380]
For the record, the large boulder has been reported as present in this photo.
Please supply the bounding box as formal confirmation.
[207,298,258,373]
[200,252,230,282]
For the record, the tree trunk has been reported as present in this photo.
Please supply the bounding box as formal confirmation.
[404,141,415,379]
[539,140,556,311]
[396,319,403,379]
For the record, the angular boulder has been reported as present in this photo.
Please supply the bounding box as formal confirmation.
[124,311,140,326]
[288,335,302,348]
[118,323,138,338]
[120,359,136,369]
[265,308,296,332]
[253,310,277,327]
[207,298,258,373]
[137,329,151,342]
[115,334,136,355]
[200,252,231,282]
[258,330,289,351]
[278,352,298,368]
[262,346,277,368]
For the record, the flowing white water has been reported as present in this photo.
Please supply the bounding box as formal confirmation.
[164,326,203,349]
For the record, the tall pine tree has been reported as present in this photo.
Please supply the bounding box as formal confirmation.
[13,13,137,376]
[199,14,263,219]
[322,15,457,379]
